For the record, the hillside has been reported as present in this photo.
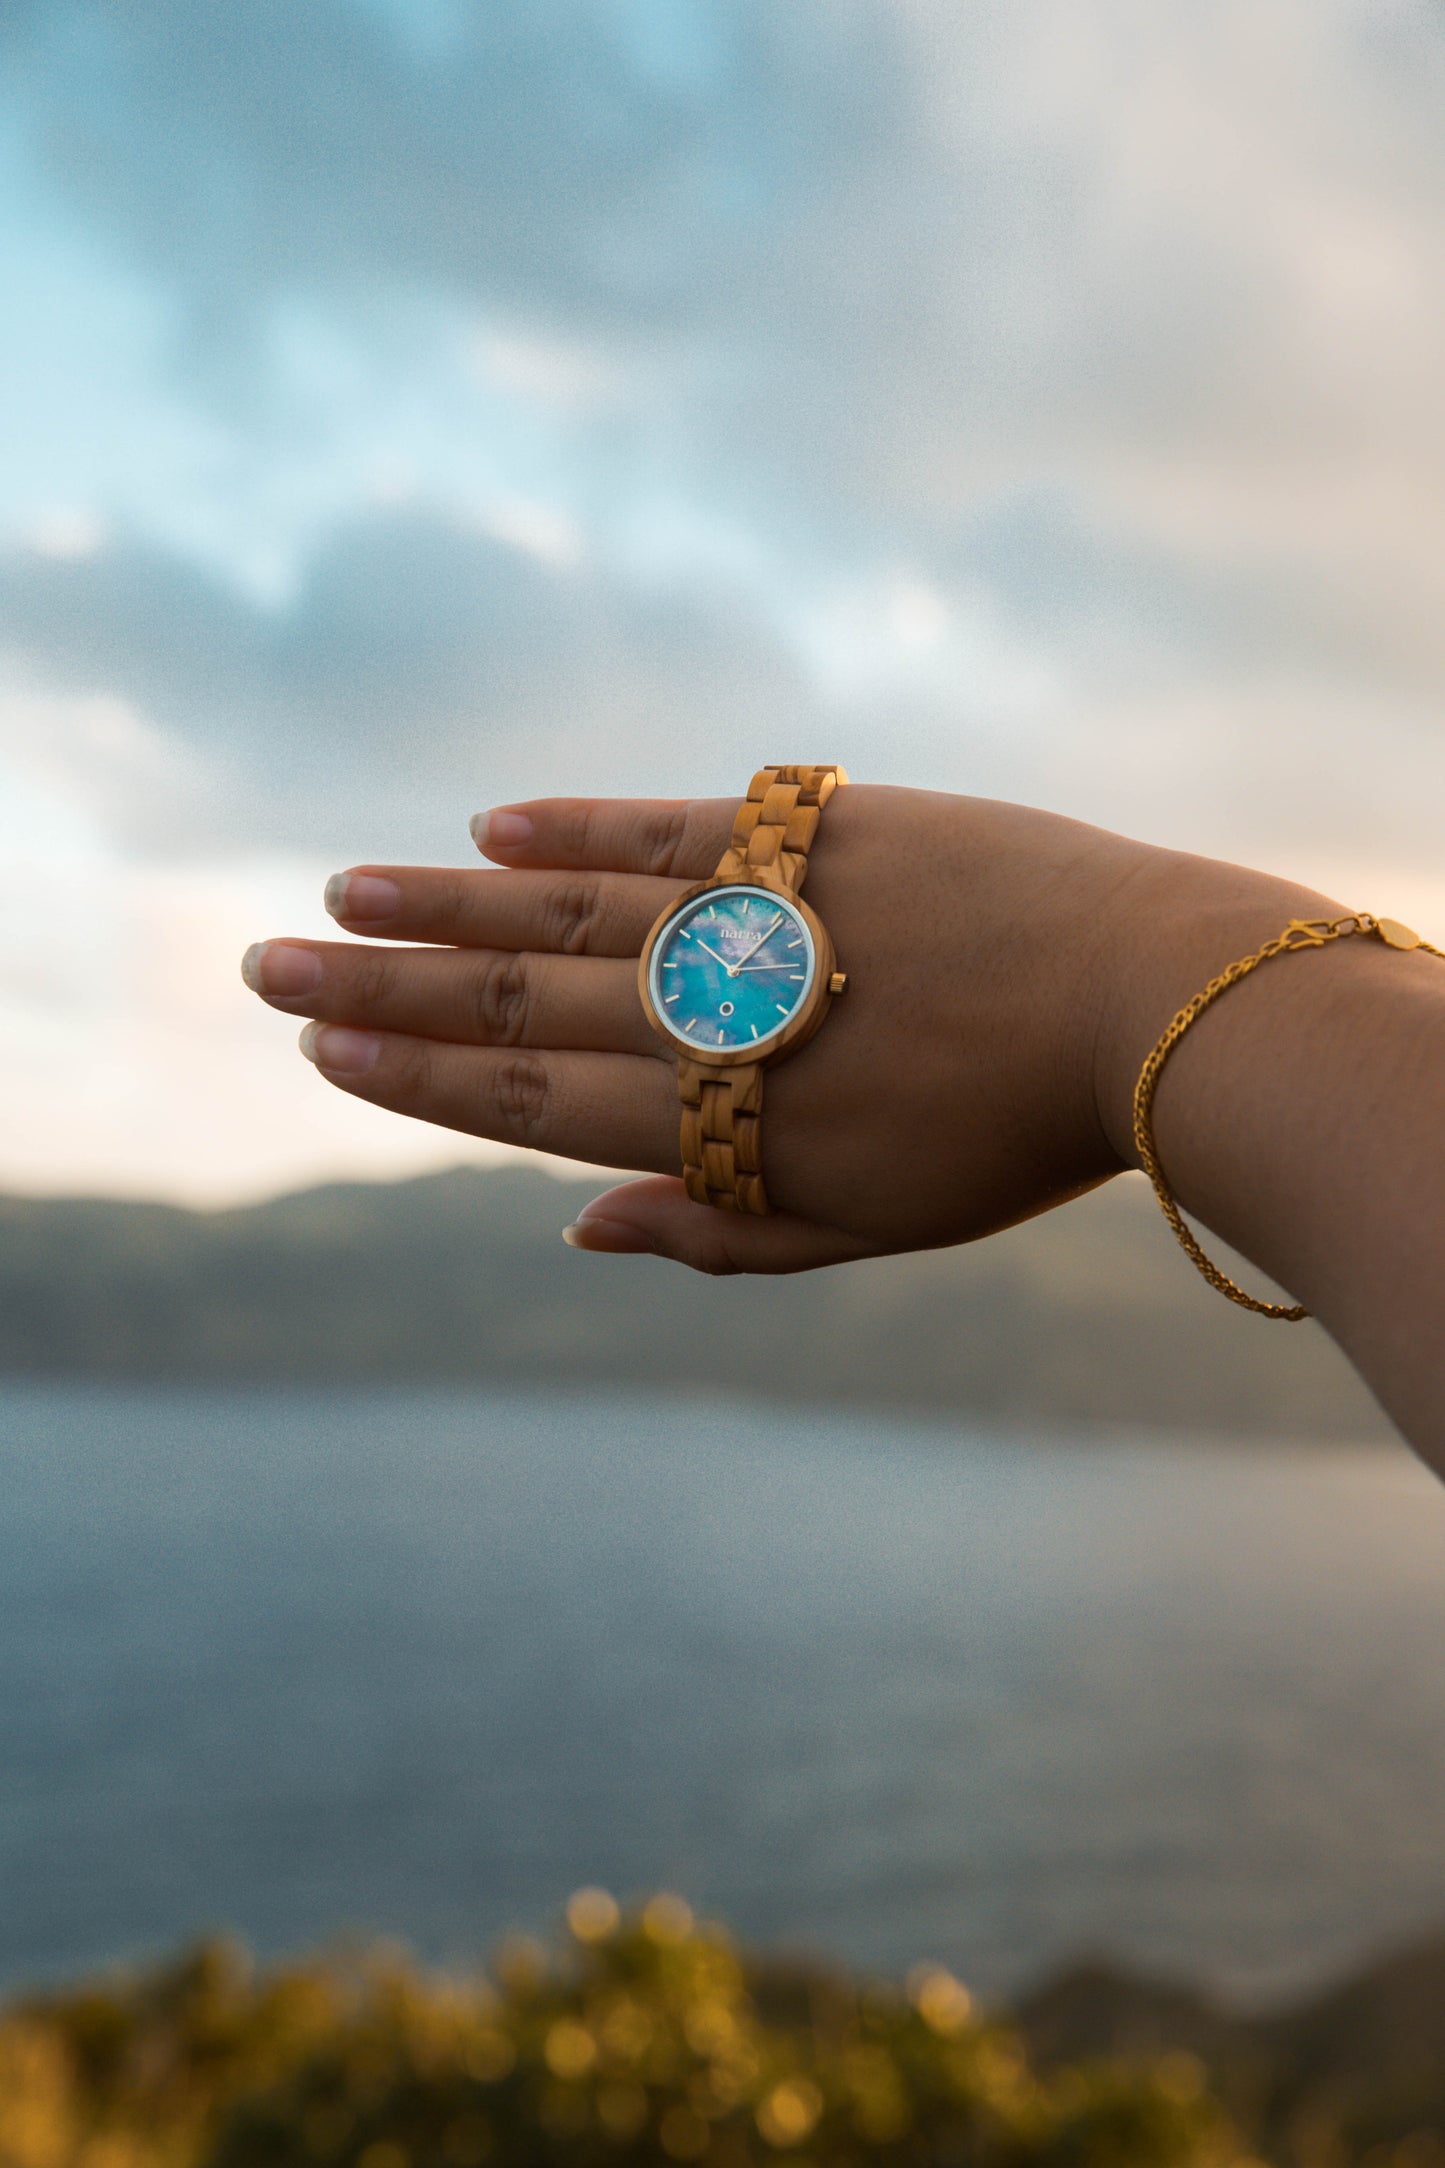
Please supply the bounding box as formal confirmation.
[1016,1928,1445,2157]
[0,1164,1388,1439]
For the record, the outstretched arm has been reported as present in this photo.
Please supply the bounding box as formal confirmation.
[241,787,1445,1465]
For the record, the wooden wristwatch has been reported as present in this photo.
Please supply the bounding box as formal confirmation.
[637,765,849,1214]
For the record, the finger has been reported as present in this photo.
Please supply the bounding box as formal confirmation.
[243,939,658,1057]
[470,796,735,880]
[299,1026,678,1170]
[322,865,685,958]
[559,1176,880,1276]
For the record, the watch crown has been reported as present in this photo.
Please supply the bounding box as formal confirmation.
[828,971,848,995]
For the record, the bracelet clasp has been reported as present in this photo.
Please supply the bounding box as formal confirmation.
[1279,918,1334,950]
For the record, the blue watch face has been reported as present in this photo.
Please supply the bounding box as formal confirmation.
[649,885,817,1053]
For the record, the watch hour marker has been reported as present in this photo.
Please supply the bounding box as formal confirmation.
[664,994,680,1005]
[774,1001,789,1014]
[683,1018,697,1030]
[749,1024,759,1039]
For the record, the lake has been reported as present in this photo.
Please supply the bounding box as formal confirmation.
[3,1382,1444,2010]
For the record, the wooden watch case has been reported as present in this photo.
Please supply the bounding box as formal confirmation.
[637,867,840,1071]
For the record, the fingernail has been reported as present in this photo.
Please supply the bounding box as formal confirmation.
[325,872,401,921]
[242,941,323,997]
[299,1022,381,1074]
[562,1218,656,1255]
[472,809,533,852]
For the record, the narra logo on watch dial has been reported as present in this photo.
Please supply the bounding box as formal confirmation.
[649,885,816,1052]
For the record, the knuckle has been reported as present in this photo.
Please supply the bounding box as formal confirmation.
[468,951,531,1044]
[559,801,596,862]
[432,872,470,927]
[546,878,602,956]
[639,804,690,876]
[352,952,393,1010]
[674,1217,742,1276]
[493,1052,552,1146]
[392,1037,438,1107]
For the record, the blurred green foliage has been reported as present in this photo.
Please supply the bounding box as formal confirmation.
[0,1894,1235,2168]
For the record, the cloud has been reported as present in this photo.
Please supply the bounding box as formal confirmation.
[3,0,1443,868]
[12,1,1442,517]
[0,511,817,858]
[6,0,888,341]
[6,475,1443,896]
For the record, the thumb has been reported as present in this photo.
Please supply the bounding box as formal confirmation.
[561,1176,880,1276]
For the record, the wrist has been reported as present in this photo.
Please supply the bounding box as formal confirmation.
[1087,848,1350,1173]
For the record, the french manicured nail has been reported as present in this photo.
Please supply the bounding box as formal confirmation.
[325,872,401,921]
[299,1022,381,1075]
[471,809,533,852]
[562,1218,656,1255]
[241,942,323,997]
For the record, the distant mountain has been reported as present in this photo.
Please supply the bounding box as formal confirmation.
[1016,1930,1445,2155]
[0,1163,1387,1439]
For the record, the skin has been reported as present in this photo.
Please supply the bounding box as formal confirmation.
[241,787,1445,1467]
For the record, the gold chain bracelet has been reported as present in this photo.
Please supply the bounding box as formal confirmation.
[1132,912,1444,1320]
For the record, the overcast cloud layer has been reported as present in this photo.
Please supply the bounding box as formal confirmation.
[2,0,1443,1196]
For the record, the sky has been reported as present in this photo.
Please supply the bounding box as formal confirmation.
[2,0,1443,1203]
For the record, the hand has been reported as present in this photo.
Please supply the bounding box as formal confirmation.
[240,785,1345,1278]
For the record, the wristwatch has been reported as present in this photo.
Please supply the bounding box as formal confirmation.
[638,764,849,1214]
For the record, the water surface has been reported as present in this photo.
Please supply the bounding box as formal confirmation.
[2,1383,1443,2005]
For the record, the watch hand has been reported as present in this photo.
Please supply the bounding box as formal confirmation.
[692,937,733,970]
[733,962,805,971]
[735,910,785,969]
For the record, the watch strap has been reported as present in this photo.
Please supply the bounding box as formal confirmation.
[677,762,847,1215]
[712,764,848,891]
[679,1059,766,1214]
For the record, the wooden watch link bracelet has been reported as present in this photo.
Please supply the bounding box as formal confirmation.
[638,766,850,1215]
